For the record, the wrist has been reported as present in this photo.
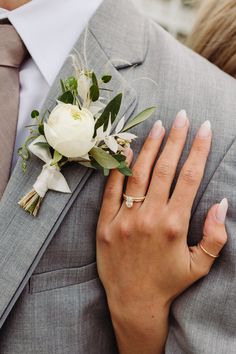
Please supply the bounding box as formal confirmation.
[109,300,170,354]
[108,296,170,335]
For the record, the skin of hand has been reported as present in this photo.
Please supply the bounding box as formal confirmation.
[0,0,30,10]
[96,110,228,354]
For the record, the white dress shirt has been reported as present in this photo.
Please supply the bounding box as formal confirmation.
[0,0,103,169]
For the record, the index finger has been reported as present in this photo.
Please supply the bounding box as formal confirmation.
[170,120,212,215]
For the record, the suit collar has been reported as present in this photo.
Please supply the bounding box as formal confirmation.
[89,0,148,68]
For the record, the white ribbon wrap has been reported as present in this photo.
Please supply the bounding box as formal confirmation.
[29,136,71,198]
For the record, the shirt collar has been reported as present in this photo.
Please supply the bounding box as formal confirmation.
[0,0,103,85]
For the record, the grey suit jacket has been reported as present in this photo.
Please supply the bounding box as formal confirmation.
[0,0,236,353]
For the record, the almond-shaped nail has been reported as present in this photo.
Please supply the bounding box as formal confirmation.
[149,120,163,139]
[216,198,228,223]
[197,120,211,139]
[173,110,187,129]
[123,147,132,157]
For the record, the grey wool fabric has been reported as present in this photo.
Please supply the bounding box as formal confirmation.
[0,0,236,353]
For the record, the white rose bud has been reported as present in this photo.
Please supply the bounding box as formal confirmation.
[44,103,96,158]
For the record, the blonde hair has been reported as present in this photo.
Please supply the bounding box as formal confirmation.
[187,0,236,78]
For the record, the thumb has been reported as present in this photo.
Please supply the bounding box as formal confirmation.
[190,198,228,278]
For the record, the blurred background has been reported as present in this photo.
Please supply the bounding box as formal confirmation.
[136,0,201,42]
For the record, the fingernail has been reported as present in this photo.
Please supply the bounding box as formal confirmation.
[173,110,187,129]
[149,120,163,139]
[123,147,132,157]
[197,121,211,139]
[216,198,228,223]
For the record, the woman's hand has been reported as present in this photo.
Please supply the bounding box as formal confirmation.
[96,110,228,354]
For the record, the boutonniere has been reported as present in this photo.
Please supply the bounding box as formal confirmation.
[18,66,155,216]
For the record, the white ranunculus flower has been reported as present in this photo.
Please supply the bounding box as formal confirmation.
[44,103,96,158]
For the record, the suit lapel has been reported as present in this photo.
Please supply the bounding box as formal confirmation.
[0,0,148,326]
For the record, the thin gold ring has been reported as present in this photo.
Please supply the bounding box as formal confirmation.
[199,242,219,259]
[123,193,146,208]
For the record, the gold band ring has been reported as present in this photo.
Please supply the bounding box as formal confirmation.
[123,193,146,208]
[199,242,219,259]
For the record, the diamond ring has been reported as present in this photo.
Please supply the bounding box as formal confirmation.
[123,193,146,208]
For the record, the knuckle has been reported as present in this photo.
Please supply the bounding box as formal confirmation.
[97,227,111,245]
[154,159,172,179]
[129,169,146,186]
[214,233,227,248]
[165,216,184,239]
[104,184,116,199]
[119,222,132,239]
[181,166,201,186]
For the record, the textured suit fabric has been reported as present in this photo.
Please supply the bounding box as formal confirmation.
[0,0,236,353]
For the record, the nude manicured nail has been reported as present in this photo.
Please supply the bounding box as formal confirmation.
[149,120,163,139]
[123,147,132,157]
[216,198,228,223]
[173,110,187,129]
[197,120,211,139]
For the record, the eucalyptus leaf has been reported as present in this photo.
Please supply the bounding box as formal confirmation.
[113,153,126,163]
[122,107,156,132]
[119,160,128,169]
[118,166,133,176]
[103,168,110,176]
[91,160,103,170]
[51,150,63,165]
[58,91,74,104]
[90,147,120,169]
[33,142,50,149]
[94,93,122,133]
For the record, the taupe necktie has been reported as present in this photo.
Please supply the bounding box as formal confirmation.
[0,24,28,198]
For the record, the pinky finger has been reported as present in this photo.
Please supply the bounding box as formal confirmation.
[98,148,133,225]
[190,198,228,279]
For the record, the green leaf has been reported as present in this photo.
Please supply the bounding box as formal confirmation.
[18,146,30,160]
[51,150,63,165]
[103,168,110,176]
[65,76,78,91]
[90,72,99,102]
[21,160,27,173]
[91,160,103,170]
[38,124,44,135]
[113,153,127,163]
[90,84,99,102]
[118,165,133,176]
[31,110,39,119]
[94,93,122,133]
[58,91,74,104]
[90,147,120,169]
[101,75,112,83]
[33,142,50,149]
[122,107,156,132]
[119,160,128,169]
[60,79,66,93]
